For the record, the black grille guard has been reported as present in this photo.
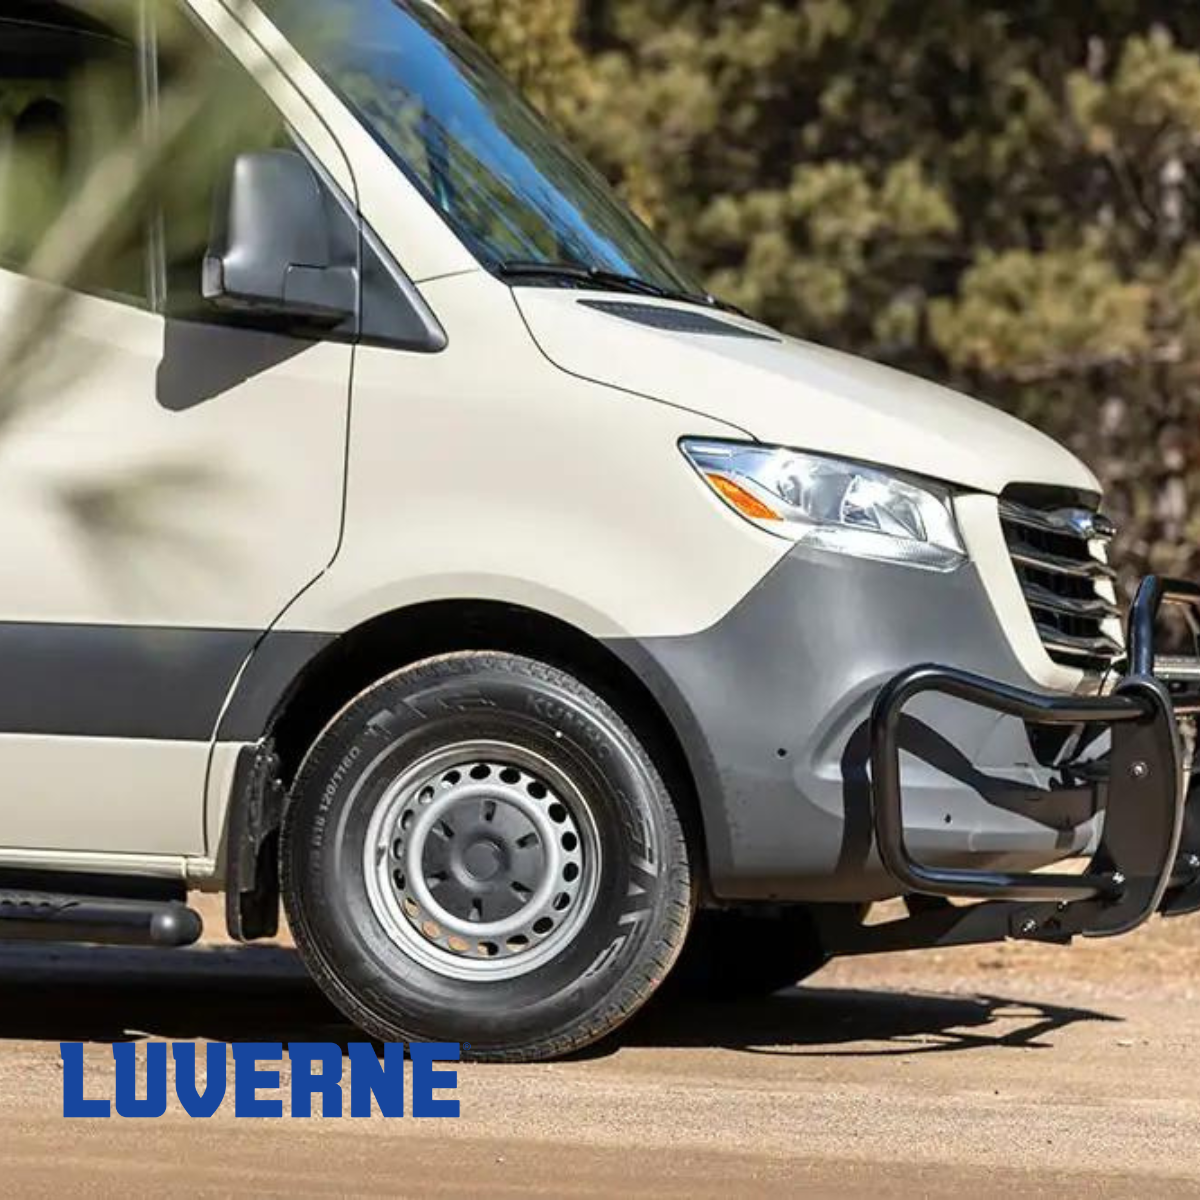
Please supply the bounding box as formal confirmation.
[852,576,1200,952]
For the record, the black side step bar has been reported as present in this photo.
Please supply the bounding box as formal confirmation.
[0,891,203,947]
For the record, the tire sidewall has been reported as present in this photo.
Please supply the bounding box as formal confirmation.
[283,654,688,1053]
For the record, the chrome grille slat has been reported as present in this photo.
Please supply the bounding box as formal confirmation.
[1008,543,1117,581]
[1021,581,1121,621]
[1033,623,1124,660]
[1000,492,1123,676]
[998,500,1115,543]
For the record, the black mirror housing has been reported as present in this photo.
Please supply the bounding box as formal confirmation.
[203,149,357,325]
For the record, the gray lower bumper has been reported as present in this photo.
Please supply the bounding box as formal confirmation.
[607,545,1096,902]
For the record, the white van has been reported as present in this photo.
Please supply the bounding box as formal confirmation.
[1,0,1198,1062]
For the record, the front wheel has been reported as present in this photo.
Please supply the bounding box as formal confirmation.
[281,652,693,1062]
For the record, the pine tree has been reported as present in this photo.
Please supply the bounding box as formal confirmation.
[449,1,1200,583]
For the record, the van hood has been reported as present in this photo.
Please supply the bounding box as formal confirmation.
[514,289,1099,498]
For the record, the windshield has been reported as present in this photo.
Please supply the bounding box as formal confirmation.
[263,0,704,298]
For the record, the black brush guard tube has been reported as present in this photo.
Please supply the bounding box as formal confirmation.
[868,575,1200,940]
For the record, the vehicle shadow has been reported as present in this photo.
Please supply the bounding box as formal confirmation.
[0,943,350,1045]
[603,982,1120,1060]
[0,942,1119,1057]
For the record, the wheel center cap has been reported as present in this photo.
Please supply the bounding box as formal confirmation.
[463,839,504,882]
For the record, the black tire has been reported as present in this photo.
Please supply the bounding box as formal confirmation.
[281,652,693,1062]
[667,906,835,1000]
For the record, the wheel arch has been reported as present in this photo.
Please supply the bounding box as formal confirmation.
[220,599,708,939]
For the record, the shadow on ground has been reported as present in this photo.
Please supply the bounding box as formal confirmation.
[0,943,1119,1056]
[613,982,1120,1059]
[0,943,344,1044]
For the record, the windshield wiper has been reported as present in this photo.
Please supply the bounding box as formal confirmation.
[495,260,746,317]
[496,260,666,297]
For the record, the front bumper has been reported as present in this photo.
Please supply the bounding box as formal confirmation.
[608,546,1109,903]
[609,544,1200,923]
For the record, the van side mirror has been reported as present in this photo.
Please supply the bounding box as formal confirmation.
[203,149,357,325]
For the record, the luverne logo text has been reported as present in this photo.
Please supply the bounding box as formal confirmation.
[61,1042,461,1118]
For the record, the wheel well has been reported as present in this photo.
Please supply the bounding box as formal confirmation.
[266,600,706,860]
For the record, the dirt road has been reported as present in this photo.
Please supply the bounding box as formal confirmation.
[2,900,1199,1198]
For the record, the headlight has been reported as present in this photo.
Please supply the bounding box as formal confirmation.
[681,439,967,572]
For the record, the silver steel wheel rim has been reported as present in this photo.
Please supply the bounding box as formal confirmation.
[363,740,602,981]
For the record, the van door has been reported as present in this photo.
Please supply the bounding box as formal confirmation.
[0,3,353,856]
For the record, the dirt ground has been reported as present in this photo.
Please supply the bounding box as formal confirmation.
[1,895,1199,1198]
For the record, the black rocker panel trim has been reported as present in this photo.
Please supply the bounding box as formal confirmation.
[0,622,331,742]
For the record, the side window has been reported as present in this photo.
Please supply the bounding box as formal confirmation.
[155,11,291,321]
[0,7,147,303]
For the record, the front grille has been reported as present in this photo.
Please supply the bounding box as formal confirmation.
[999,496,1123,675]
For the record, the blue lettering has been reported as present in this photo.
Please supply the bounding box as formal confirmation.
[113,1043,168,1118]
[173,1043,228,1118]
[231,1043,283,1118]
[59,1040,457,1119]
[61,1043,110,1118]
[410,1042,460,1118]
[289,1043,343,1118]
[347,1042,404,1118]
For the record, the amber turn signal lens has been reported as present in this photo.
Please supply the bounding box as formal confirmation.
[704,472,782,521]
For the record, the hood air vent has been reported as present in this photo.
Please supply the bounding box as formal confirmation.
[578,300,780,342]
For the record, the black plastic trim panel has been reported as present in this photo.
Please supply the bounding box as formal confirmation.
[0,622,330,741]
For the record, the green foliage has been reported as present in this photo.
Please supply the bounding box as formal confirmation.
[929,240,1152,380]
[446,0,1200,585]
